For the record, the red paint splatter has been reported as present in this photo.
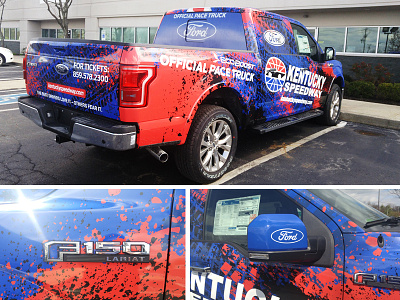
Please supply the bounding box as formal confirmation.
[373,248,382,256]
[348,221,357,228]
[120,214,127,221]
[151,197,162,203]
[365,236,378,247]
[108,189,121,196]
[221,262,232,275]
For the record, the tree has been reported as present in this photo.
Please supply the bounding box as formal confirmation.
[43,0,73,38]
[0,0,7,47]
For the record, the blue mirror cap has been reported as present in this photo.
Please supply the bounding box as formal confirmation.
[248,214,308,252]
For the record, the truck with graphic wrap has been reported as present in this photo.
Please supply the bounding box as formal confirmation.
[190,189,400,300]
[0,189,185,299]
[18,7,344,183]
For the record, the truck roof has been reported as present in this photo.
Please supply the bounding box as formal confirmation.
[165,7,301,25]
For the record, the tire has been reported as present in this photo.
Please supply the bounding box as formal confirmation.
[0,55,4,66]
[175,105,238,183]
[320,84,342,125]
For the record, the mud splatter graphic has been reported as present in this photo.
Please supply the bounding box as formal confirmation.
[0,189,185,299]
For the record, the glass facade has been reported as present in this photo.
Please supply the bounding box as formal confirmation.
[316,26,400,55]
[317,27,346,52]
[346,27,378,53]
[100,27,157,44]
[378,27,400,54]
[1,28,19,40]
[41,28,85,39]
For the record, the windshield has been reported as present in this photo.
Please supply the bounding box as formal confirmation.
[309,189,388,228]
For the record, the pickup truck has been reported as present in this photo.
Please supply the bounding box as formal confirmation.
[18,7,344,183]
[0,189,185,299]
[190,189,400,300]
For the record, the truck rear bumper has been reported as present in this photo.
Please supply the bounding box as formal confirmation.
[18,96,137,151]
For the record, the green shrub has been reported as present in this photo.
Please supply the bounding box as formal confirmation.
[377,83,400,102]
[377,83,394,100]
[346,81,376,99]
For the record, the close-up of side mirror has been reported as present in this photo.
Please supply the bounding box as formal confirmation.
[248,214,326,264]
[324,46,336,61]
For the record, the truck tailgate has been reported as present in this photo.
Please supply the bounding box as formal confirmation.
[26,39,123,121]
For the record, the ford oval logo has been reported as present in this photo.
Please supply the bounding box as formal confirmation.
[55,63,69,75]
[271,228,304,244]
[264,30,286,46]
[177,21,217,41]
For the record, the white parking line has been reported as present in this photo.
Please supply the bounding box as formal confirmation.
[212,121,348,185]
[0,77,23,81]
[0,107,19,113]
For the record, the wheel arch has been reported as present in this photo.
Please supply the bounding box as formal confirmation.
[180,84,246,145]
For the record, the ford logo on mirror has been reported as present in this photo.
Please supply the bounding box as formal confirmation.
[177,21,217,41]
[271,228,304,244]
[55,63,69,75]
[264,30,286,46]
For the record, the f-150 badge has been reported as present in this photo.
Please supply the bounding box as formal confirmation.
[44,241,150,263]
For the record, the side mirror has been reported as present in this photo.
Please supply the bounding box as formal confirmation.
[324,47,336,61]
[247,214,326,264]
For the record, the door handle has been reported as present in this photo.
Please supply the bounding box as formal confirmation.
[190,266,211,273]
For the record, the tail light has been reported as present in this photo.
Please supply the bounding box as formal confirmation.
[23,54,27,83]
[120,65,156,107]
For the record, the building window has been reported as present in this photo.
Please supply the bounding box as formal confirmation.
[1,28,19,41]
[378,27,400,54]
[100,27,157,44]
[316,26,400,55]
[123,27,135,43]
[41,28,84,39]
[112,27,123,42]
[72,29,85,39]
[317,27,346,52]
[346,27,378,53]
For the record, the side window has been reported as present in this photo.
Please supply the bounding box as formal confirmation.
[291,23,320,61]
[256,16,292,54]
[204,190,303,250]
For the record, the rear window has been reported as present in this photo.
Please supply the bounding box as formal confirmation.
[154,12,247,50]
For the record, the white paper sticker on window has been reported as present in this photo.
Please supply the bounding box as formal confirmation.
[297,34,311,54]
[213,195,260,236]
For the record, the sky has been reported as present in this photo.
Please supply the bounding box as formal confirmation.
[341,189,400,207]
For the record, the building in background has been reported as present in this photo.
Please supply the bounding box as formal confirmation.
[1,0,400,80]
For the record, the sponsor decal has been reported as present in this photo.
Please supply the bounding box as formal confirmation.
[265,57,286,93]
[190,270,280,300]
[159,55,255,82]
[213,54,256,70]
[44,241,150,263]
[173,12,227,19]
[271,228,304,244]
[37,90,102,111]
[264,30,286,46]
[55,63,69,76]
[280,96,312,105]
[73,62,109,73]
[264,57,327,99]
[177,21,217,41]
[47,82,86,98]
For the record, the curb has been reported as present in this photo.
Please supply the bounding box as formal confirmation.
[340,112,400,131]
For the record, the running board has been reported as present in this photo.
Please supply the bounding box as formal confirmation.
[252,109,323,134]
